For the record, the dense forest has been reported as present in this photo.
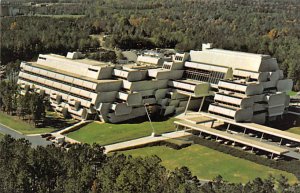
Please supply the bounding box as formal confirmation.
[1,0,300,89]
[0,135,299,193]
[87,0,300,89]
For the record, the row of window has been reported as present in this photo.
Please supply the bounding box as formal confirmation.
[88,68,99,72]
[183,69,225,85]
[214,99,241,108]
[174,56,183,61]
[19,77,92,102]
[38,57,47,60]
[21,69,97,93]
[163,64,172,69]
[23,63,97,85]
[218,86,245,95]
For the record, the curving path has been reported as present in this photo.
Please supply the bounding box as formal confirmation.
[0,123,52,147]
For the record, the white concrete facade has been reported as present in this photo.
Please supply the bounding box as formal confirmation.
[18,46,293,124]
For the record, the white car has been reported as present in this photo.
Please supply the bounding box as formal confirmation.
[242,146,250,150]
[273,156,283,161]
[224,141,231,145]
[228,130,238,134]
[216,139,223,143]
[286,143,298,147]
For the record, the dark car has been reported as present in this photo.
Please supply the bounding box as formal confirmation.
[64,143,72,148]
[41,133,51,138]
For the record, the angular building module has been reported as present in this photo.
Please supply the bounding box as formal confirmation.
[197,45,293,124]
[17,45,293,124]
[18,51,202,123]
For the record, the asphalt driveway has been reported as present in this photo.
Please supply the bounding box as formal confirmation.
[0,123,52,147]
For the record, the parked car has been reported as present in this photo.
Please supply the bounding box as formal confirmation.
[242,146,250,150]
[41,133,51,138]
[59,142,67,147]
[224,141,231,145]
[64,143,72,148]
[252,150,260,154]
[228,130,238,135]
[54,136,65,144]
[285,143,298,147]
[273,156,283,161]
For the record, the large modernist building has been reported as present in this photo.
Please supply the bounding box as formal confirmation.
[17,44,293,124]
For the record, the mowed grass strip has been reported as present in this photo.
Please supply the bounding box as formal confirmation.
[0,112,55,134]
[121,145,298,184]
[0,111,70,135]
[67,118,177,145]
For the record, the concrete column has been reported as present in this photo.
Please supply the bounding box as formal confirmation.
[198,131,202,137]
[184,95,192,115]
[198,96,206,112]
[260,133,265,141]
[243,128,247,135]
[279,138,283,146]
[226,124,231,132]
[211,121,215,128]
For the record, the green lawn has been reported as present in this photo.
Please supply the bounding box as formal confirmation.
[287,127,300,135]
[0,111,76,135]
[288,91,298,96]
[67,118,177,145]
[121,145,298,184]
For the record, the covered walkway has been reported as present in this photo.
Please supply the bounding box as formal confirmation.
[104,131,192,153]
[201,112,300,144]
[174,120,289,157]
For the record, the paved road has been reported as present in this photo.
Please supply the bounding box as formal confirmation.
[0,123,52,147]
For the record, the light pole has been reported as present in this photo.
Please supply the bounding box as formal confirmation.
[144,103,155,137]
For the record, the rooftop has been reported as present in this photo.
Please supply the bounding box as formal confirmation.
[27,62,120,84]
[208,49,271,59]
[40,54,114,67]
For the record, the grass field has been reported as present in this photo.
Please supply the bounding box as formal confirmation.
[287,127,300,135]
[0,111,76,135]
[67,118,177,145]
[121,145,298,184]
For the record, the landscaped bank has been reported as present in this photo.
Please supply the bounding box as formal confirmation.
[121,145,298,184]
[67,118,177,145]
[0,111,76,135]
